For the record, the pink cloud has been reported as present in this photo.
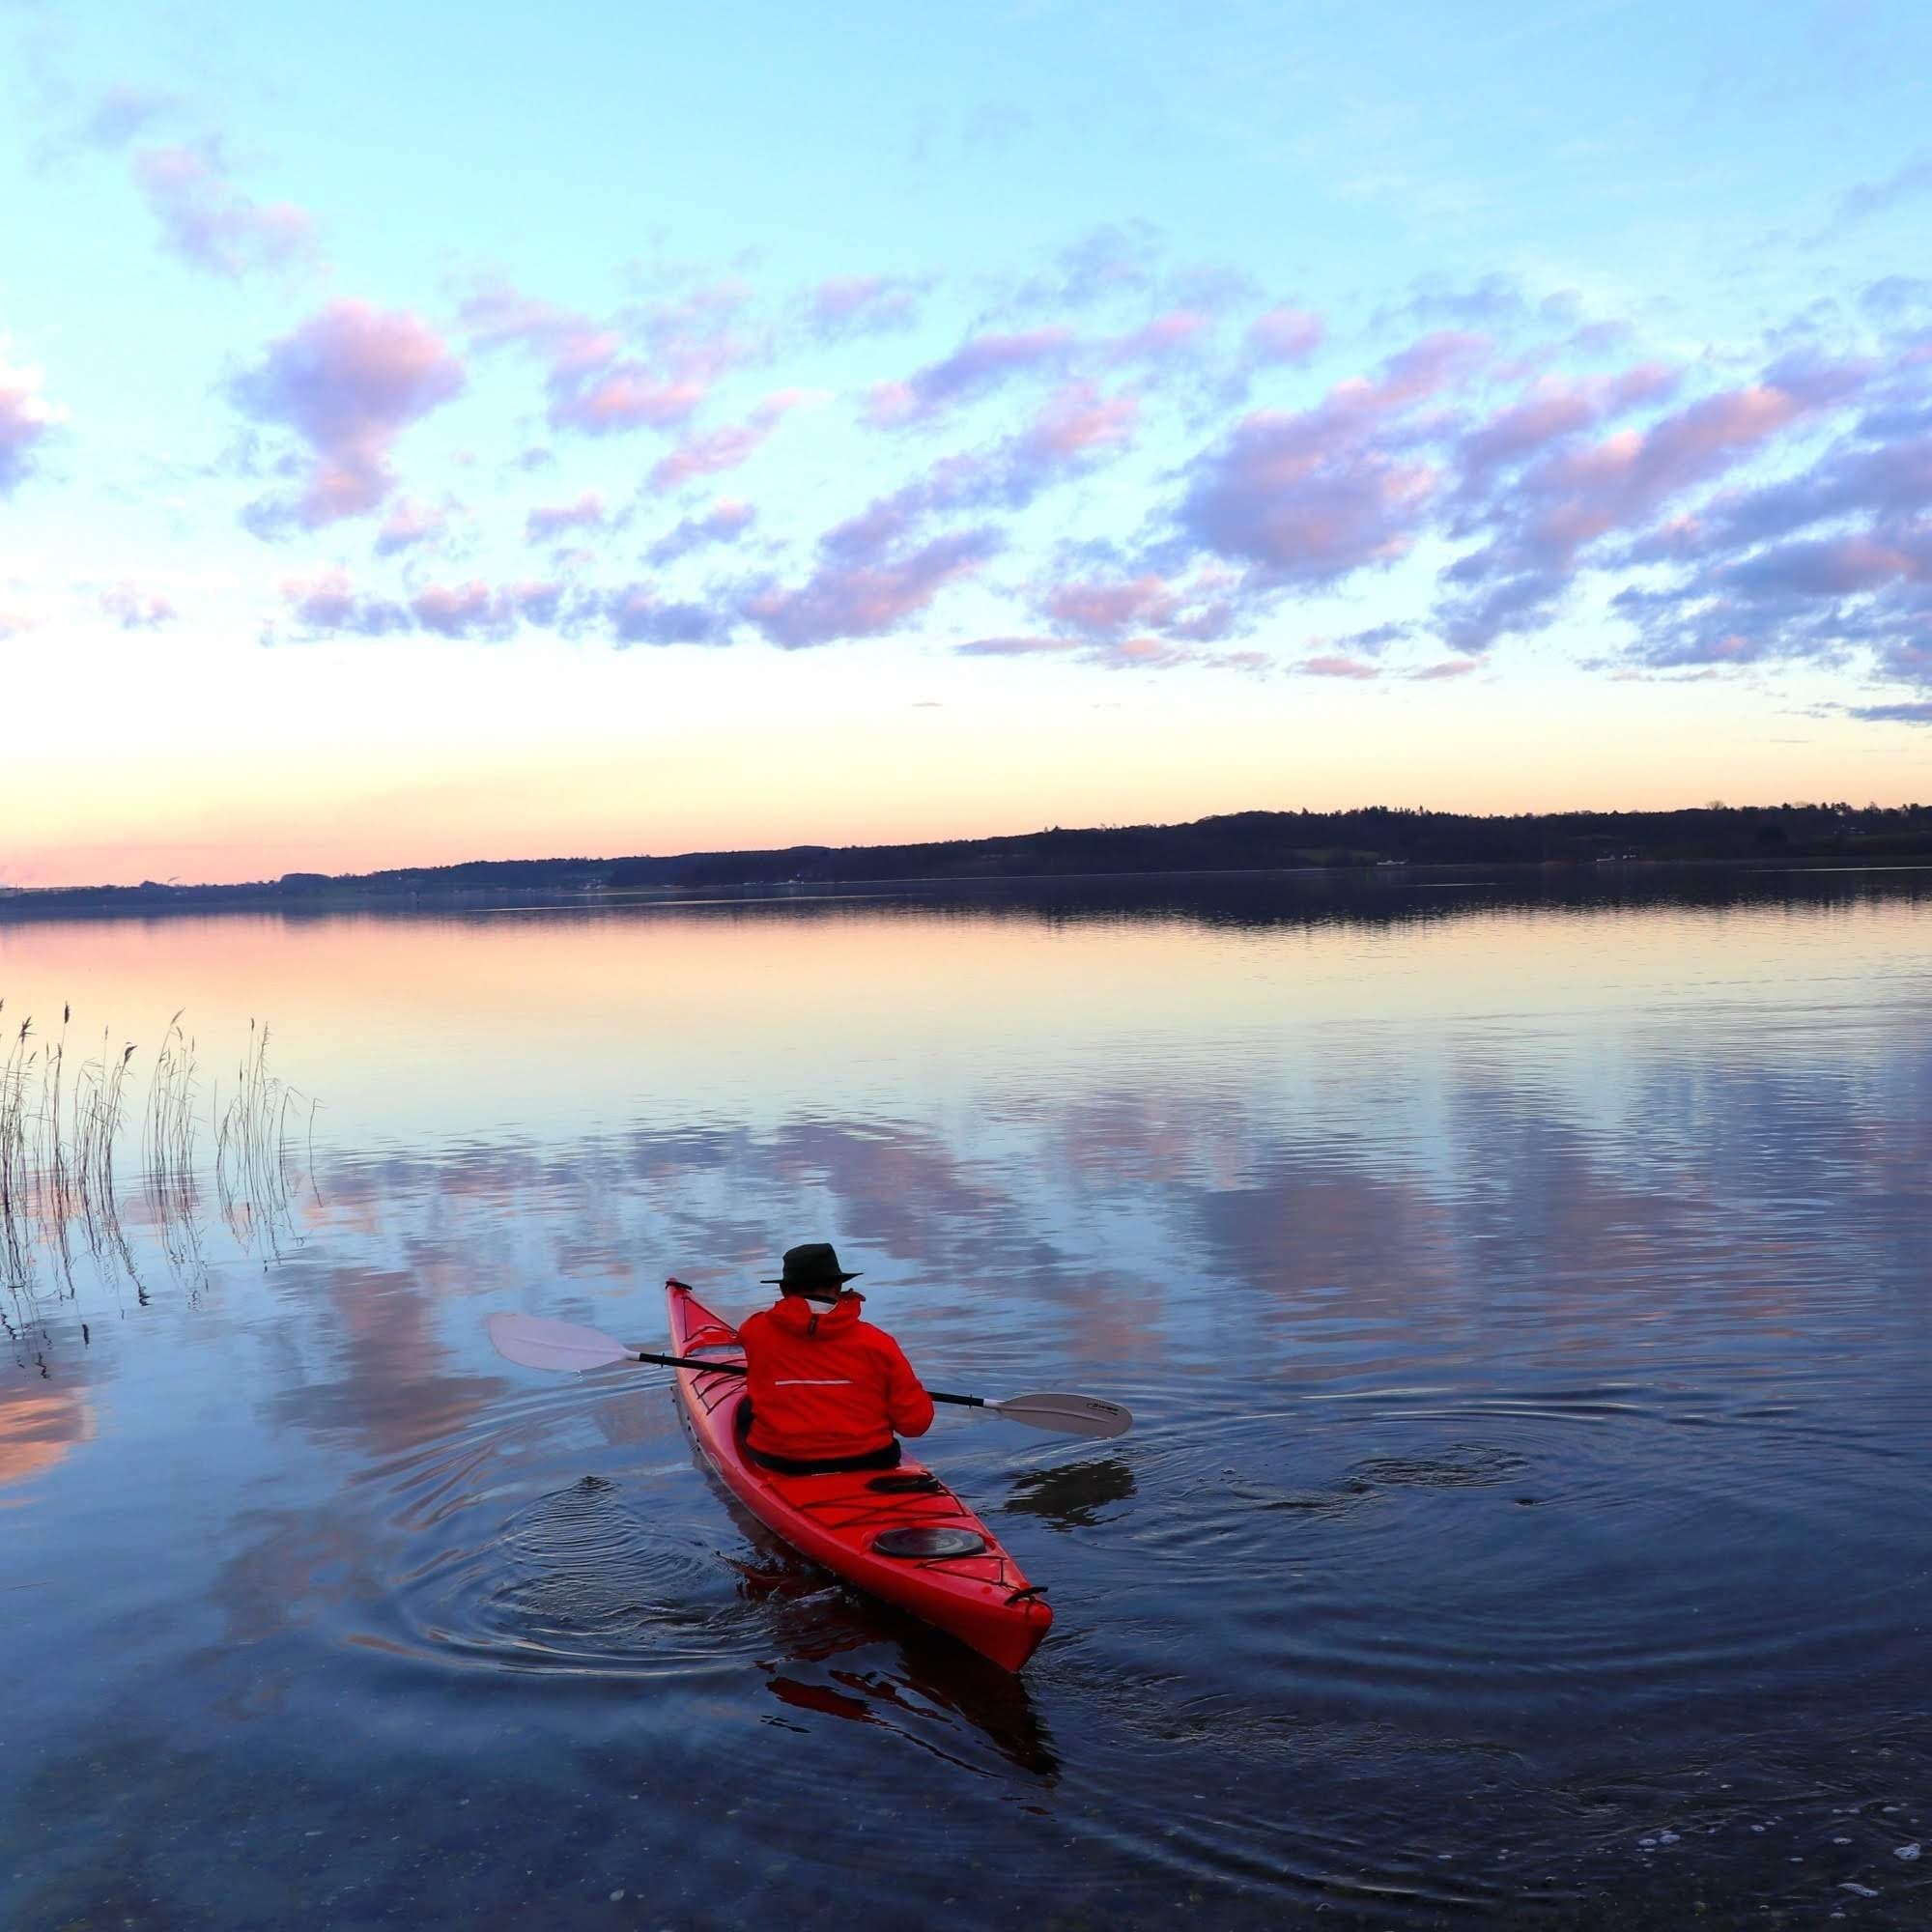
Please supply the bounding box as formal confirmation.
[279,571,573,640]
[0,351,65,496]
[1179,332,1488,582]
[99,583,177,630]
[866,327,1077,426]
[234,300,466,528]
[461,279,758,438]
[1244,306,1325,366]
[744,527,1000,648]
[1450,366,1681,516]
[1019,382,1137,461]
[648,389,810,492]
[463,286,620,372]
[1333,329,1490,417]
[131,142,314,277]
[1408,659,1479,680]
[1109,310,1215,364]
[1183,412,1438,581]
[551,369,706,435]
[1086,637,1199,670]
[374,497,449,555]
[279,568,407,635]
[1519,383,1809,562]
[525,490,607,543]
[411,582,501,638]
[1043,575,1178,636]
[1299,654,1380,679]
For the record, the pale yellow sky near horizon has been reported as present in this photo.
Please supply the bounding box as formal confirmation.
[6,637,1925,887]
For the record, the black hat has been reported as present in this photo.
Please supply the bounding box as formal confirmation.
[762,1242,863,1294]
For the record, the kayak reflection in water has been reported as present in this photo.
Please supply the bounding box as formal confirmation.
[736,1243,936,1476]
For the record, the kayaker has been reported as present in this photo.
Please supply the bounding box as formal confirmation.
[737,1243,935,1474]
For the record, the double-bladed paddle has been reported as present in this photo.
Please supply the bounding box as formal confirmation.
[486,1310,1133,1440]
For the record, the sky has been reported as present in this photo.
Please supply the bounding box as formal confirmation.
[2,0,1929,887]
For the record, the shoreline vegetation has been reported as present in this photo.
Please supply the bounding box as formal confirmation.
[1,1002,311,1295]
[6,801,1932,915]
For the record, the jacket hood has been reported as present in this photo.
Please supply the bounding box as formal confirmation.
[766,1290,865,1337]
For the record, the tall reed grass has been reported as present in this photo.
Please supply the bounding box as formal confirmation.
[0,998,312,1295]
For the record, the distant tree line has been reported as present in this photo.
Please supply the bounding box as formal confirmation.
[5,803,1930,914]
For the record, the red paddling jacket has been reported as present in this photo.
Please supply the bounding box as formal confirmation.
[739,1293,934,1463]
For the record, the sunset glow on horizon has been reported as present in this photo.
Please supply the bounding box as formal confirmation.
[4,3,1930,888]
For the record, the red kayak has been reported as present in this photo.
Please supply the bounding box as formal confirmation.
[668,1280,1052,1671]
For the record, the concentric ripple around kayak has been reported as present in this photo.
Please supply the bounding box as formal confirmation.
[366,1386,785,1674]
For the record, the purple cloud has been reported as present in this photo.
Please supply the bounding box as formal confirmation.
[1850,700,1932,723]
[744,526,1000,648]
[1454,363,1680,496]
[234,300,466,528]
[0,351,65,496]
[1181,413,1437,582]
[644,497,757,565]
[1005,222,1163,313]
[648,389,810,491]
[374,497,450,555]
[1179,331,1489,582]
[132,141,314,277]
[1035,568,1242,645]
[461,279,756,438]
[1834,152,1932,228]
[421,580,572,638]
[82,85,183,150]
[551,367,706,435]
[1084,638,1267,673]
[279,569,409,636]
[867,327,1076,426]
[604,586,734,647]
[810,275,927,338]
[1438,377,1840,651]
[1017,381,1136,462]
[280,571,572,640]
[1243,306,1325,366]
[525,490,607,543]
[1043,574,1179,636]
[411,581,499,639]
[1723,529,1929,601]
[1108,309,1217,367]
[99,583,177,630]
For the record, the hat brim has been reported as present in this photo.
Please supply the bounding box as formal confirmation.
[760,1270,863,1286]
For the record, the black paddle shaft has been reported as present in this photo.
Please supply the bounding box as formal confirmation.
[630,1348,985,1410]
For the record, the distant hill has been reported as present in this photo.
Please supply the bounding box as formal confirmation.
[6,802,1930,913]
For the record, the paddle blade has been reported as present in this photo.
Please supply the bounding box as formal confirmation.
[987,1391,1134,1439]
[488,1312,633,1374]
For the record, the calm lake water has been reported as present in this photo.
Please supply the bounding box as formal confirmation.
[3,869,1929,1929]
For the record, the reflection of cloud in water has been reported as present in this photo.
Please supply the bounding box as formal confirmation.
[266,1261,512,1461]
[298,984,1932,1397]
[0,1384,94,1491]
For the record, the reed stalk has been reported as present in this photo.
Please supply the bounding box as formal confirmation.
[0,998,310,1291]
